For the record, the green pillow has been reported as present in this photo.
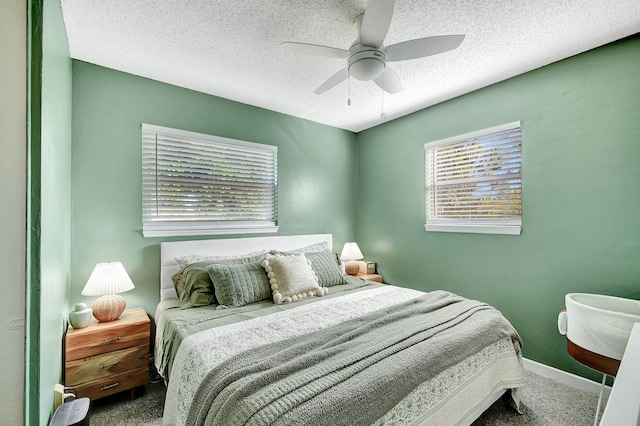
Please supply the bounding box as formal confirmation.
[172,261,216,309]
[172,253,266,309]
[299,249,346,287]
[207,262,271,309]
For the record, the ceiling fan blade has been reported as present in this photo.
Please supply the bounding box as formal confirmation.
[386,35,465,62]
[314,67,349,95]
[359,0,396,47]
[279,42,350,59]
[374,66,402,94]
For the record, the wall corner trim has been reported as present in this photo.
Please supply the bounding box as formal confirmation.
[522,357,611,398]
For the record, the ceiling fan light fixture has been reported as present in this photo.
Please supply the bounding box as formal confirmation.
[280,0,465,96]
[348,50,386,81]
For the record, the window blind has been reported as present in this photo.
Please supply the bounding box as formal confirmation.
[424,122,522,235]
[142,124,278,237]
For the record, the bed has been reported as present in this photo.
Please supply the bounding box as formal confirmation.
[155,234,524,426]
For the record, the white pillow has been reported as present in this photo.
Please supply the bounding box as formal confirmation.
[175,250,267,269]
[279,241,329,255]
[261,253,329,304]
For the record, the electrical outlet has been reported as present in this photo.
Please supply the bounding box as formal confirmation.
[54,384,76,410]
[54,383,65,410]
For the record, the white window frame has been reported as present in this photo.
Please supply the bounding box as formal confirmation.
[424,121,522,236]
[142,124,278,237]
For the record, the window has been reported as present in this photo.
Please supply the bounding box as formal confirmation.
[424,122,522,235]
[142,124,278,237]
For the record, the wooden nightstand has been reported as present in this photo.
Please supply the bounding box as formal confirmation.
[65,307,150,401]
[356,273,383,283]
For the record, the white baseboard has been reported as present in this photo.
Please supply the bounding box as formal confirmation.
[523,357,611,398]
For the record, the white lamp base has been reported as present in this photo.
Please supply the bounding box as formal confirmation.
[91,294,126,322]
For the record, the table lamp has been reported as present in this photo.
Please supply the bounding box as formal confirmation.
[340,242,364,276]
[81,262,135,322]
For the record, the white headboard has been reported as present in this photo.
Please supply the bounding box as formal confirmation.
[160,234,333,301]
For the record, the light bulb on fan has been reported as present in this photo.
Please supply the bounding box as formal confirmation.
[348,50,386,81]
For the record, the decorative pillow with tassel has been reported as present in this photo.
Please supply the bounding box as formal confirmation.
[261,253,329,304]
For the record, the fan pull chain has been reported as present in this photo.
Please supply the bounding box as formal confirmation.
[347,70,351,106]
[380,72,386,120]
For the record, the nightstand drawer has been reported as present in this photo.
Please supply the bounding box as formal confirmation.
[71,366,149,400]
[66,344,149,385]
[67,320,149,361]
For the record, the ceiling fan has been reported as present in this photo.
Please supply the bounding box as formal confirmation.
[280,0,465,95]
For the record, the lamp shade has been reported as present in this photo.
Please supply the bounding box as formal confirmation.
[340,242,364,261]
[82,262,135,296]
[82,262,134,322]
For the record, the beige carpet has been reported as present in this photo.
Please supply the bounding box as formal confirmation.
[473,370,605,425]
[88,370,605,425]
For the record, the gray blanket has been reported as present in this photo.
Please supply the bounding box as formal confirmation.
[186,290,522,426]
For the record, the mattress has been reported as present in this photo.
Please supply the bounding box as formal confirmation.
[156,278,524,426]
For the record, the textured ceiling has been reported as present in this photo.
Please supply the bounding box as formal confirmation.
[61,0,640,132]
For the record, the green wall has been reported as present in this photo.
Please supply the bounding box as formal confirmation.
[356,37,640,380]
[27,0,72,424]
[70,61,357,318]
